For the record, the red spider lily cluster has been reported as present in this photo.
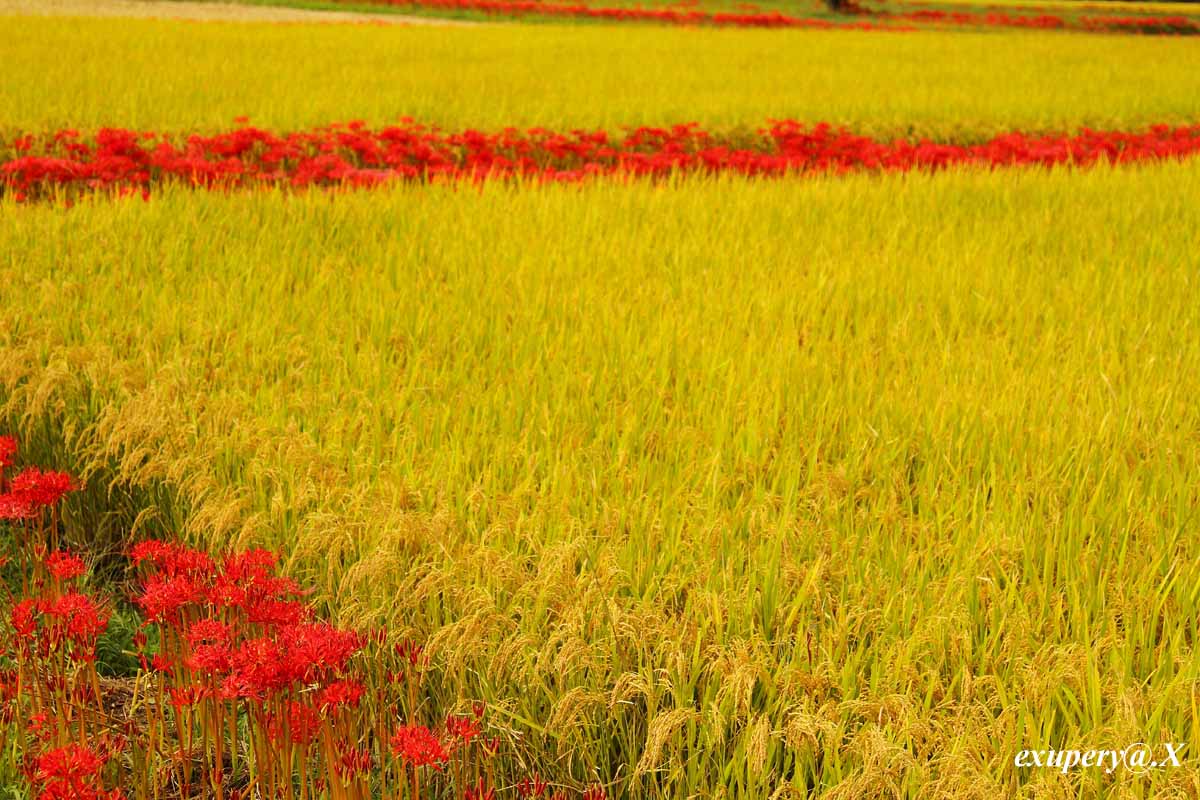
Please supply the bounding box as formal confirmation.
[4,121,1200,200]
[340,0,907,28]
[0,462,76,526]
[0,437,609,800]
[1079,14,1200,34]
[31,744,125,800]
[885,7,1200,33]
[0,440,120,798]
[884,7,1065,27]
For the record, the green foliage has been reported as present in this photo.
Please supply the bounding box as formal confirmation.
[94,604,143,678]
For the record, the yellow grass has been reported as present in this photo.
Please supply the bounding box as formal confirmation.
[4,162,1200,797]
[1,15,1200,138]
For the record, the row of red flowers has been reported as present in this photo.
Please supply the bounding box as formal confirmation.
[0,436,607,799]
[4,121,1200,199]
[346,0,907,28]
[886,7,1200,32]
[324,0,1200,34]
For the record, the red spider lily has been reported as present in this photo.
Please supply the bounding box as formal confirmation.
[2,438,559,800]
[208,548,307,610]
[8,468,77,508]
[244,597,312,627]
[218,636,287,698]
[582,785,608,800]
[187,639,234,674]
[45,551,87,581]
[447,713,482,745]
[317,678,366,714]
[7,121,1200,200]
[38,591,111,656]
[135,572,203,623]
[220,546,279,576]
[205,622,362,699]
[138,542,307,625]
[0,435,16,470]
[155,542,215,577]
[31,744,126,800]
[128,539,174,566]
[9,598,38,639]
[282,622,365,681]
[168,685,206,710]
[517,773,549,797]
[390,723,450,770]
[0,492,37,520]
[185,617,232,646]
[27,711,52,741]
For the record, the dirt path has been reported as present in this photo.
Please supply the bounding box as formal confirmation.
[0,0,475,25]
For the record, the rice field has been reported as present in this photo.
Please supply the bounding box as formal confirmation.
[4,17,1200,136]
[2,7,1200,800]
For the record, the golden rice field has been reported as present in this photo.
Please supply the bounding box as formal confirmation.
[3,9,1200,800]
[4,17,1200,137]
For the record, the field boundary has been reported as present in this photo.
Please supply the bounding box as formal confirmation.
[0,0,477,25]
